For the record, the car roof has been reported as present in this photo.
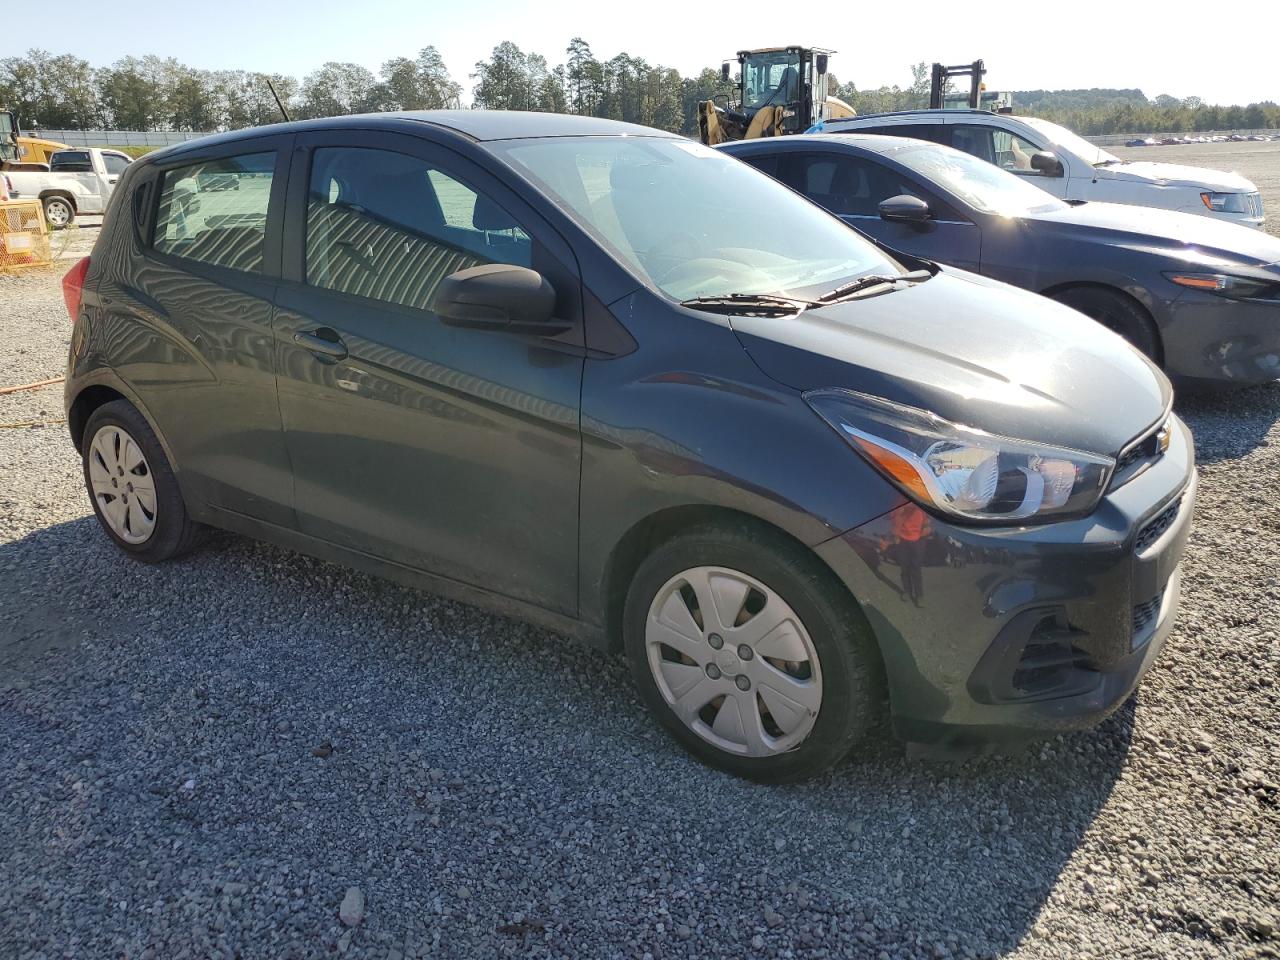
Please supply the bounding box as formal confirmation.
[148,110,678,162]
[826,108,1012,125]
[721,133,931,154]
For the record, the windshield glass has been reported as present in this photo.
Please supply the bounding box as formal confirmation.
[492,136,901,302]
[1020,117,1120,166]
[890,142,1069,217]
[742,51,802,109]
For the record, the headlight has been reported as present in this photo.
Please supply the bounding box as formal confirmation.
[1165,272,1278,300]
[805,389,1114,524]
[1200,192,1248,214]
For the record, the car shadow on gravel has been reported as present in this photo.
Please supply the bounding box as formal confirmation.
[2,516,1137,958]
[1176,380,1280,463]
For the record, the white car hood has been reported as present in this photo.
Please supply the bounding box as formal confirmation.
[1094,160,1256,193]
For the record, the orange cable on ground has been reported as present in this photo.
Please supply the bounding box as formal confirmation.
[0,376,65,395]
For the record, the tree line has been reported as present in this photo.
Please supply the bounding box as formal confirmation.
[2,42,1278,138]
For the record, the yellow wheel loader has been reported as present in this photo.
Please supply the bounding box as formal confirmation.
[697,46,855,146]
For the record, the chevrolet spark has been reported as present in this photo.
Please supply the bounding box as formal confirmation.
[64,112,1196,781]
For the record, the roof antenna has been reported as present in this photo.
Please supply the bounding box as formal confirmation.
[266,78,292,123]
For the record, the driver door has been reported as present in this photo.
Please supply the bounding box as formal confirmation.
[273,130,587,615]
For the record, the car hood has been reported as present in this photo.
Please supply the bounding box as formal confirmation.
[1093,160,1256,193]
[1029,201,1280,268]
[729,269,1170,457]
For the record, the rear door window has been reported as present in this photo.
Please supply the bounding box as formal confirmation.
[153,152,275,273]
[305,146,531,311]
[858,124,947,143]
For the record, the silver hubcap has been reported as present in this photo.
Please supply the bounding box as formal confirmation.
[46,201,70,226]
[645,566,823,757]
[88,425,157,544]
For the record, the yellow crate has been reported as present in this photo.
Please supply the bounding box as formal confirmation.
[0,199,52,270]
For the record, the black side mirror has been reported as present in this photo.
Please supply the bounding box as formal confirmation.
[1030,151,1064,177]
[816,54,829,74]
[433,264,567,334]
[878,194,931,223]
[721,61,731,83]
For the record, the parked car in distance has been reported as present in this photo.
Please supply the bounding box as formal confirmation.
[63,112,1195,781]
[721,134,1280,387]
[821,110,1265,229]
[4,146,132,226]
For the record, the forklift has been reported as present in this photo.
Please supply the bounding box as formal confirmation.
[928,60,1012,112]
[697,46,855,146]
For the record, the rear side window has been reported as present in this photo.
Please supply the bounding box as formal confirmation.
[152,152,275,273]
[858,124,946,143]
[305,146,531,311]
[741,154,780,178]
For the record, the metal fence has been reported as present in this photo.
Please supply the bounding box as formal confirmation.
[27,129,216,148]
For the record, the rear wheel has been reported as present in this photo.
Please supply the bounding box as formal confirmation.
[623,522,880,782]
[42,195,75,229]
[82,400,204,561]
[1051,286,1161,363]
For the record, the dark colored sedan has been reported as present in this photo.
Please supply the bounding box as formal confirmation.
[721,134,1280,387]
[63,112,1194,781]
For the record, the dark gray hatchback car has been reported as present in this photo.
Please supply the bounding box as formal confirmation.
[63,111,1195,781]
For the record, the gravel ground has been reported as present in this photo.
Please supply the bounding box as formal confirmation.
[1,221,1278,960]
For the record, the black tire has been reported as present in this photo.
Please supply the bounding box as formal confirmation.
[82,399,204,562]
[623,521,881,782]
[41,194,75,229]
[1051,286,1161,363]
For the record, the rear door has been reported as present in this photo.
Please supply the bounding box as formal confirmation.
[772,150,982,271]
[103,135,295,526]
[273,129,585,615]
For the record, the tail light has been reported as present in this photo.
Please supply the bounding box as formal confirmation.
[62,256,91,323]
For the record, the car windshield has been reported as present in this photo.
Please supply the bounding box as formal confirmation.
[1020,117,1120,166]
[890,142,1070,217]
[490,136,902,302]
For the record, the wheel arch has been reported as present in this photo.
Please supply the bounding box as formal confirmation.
[39,189,77,209]
[599,504,881,666]
[1040,280,1165,366]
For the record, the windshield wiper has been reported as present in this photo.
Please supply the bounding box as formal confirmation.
[817,269,932,303]
[679,293,821,316]
[1094,159,1123,167]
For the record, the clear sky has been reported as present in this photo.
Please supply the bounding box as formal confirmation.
[5,0,1277,105]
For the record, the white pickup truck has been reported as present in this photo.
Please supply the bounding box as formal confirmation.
[6,147,133,227]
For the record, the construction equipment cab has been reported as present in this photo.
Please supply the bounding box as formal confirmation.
[698,46,854,145]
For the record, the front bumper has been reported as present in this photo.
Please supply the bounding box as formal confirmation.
[1160,289,1280,387]
[816,416,1197,751]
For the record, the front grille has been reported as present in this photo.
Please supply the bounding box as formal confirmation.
[1135,496,1181,552]
[1111,418,1171,490]
[1132,590,1164,640]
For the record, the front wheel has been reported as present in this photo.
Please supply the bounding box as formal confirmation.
[42,195,75,229]
[623,523,881,782]
[1051,286,1161,363]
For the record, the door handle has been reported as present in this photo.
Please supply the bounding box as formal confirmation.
[294,329,348,361]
